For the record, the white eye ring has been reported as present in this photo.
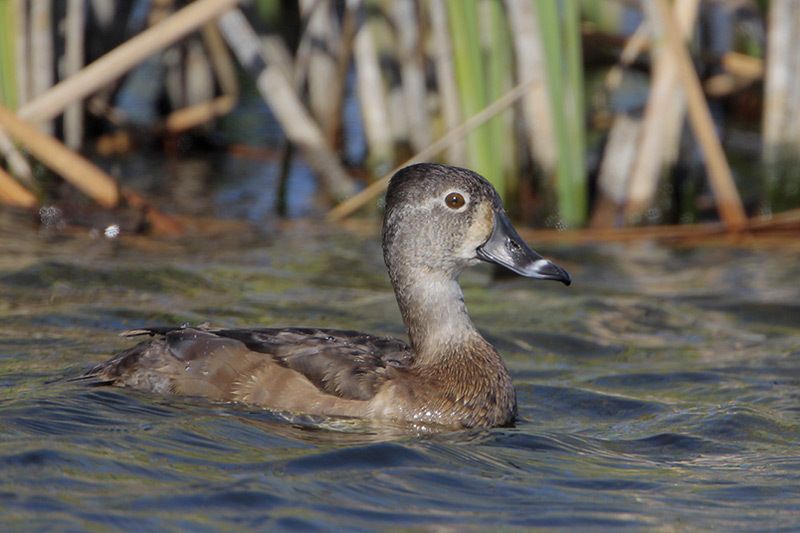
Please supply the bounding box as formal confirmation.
[443,191,469,211]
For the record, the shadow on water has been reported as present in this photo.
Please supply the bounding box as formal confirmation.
[1,184,799,529]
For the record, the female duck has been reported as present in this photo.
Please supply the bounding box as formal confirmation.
[86,164,570,428]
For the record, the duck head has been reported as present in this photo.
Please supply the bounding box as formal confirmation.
[382,163,571,285]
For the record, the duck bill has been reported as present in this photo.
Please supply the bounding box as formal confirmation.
[476,211,571,286]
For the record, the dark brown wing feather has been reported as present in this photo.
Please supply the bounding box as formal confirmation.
[83,326,413,402]
[210,327,412,400]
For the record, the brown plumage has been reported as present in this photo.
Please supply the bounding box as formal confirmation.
[83,164,571,428]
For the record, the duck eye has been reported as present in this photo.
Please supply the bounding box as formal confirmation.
[445,192,466,210]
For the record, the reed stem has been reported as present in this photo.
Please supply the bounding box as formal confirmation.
[30,0,54,133]
[536,0,587,227]
[429,0,465,166]
[0,166,36,208]
[446,0,503,195]
[63,0,85,149]
[485,0,515,195]
[0,0,18,108]
[350,0,393,174]
[652,0,746,230]
[0,104,119,207]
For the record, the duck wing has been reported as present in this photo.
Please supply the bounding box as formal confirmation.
[213,327,413,400]
[82,326,412,404]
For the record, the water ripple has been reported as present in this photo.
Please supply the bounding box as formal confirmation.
[1,218,799,529]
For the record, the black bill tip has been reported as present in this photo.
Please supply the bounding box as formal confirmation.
[476,210,572,286]
[528,258,572,286]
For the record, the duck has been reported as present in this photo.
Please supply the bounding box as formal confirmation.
[84,163,571,429]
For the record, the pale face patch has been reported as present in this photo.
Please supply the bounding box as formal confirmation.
[456,201,494,260]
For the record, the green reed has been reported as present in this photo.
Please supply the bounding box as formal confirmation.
[537,0,587,227]
[0,0,17,108]
[446,0,504,197]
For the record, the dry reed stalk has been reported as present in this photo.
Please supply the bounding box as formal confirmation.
[85,97,127,128]
[328,5,358,147]
[260,36,296,84]
[590,20,650,228]
[504,0,555,174]
[652,0,746,231]
[326,78,537,221]
[89,0,115,28]
[149,0,175,26]
[593,21,650,229]
[163,23,239,133]
[605,28,764,96]
[391,0,431,153]
[0,105,119,207]
[165,95,236,133]
[0,166,36,208]
[515,223,729,245]
[747,208,800,230]
[604,22,649,90]
[200,24,239,99]
[387,80,409,147]
[30,0,54,133]
[184,38,215,109]
[162,41,186,110]
[17,0,239,124]
[217,8,358,200]
[522,209,800,248]
[349,0,393,173]
[656,0,699,167]
[705,52,764,97]
[592,114,641,228]
[297,0,342,144]
[63,0,85,149]
[121,188,184,236]
[624,0,699,222]
[593,21,650,228]
[428,0,465,166]
[763,0,800,165]
[0,127,34,188]
[723,53,763,80]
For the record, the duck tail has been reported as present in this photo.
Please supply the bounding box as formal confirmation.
[73,338,163,385]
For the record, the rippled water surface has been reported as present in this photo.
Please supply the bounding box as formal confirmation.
[1,208,799,530]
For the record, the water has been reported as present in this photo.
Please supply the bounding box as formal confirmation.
[1,205,799,530]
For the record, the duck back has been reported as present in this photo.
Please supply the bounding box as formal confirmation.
[85,327,414,416]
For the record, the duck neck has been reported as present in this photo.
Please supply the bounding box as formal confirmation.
[389,267,486,365]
